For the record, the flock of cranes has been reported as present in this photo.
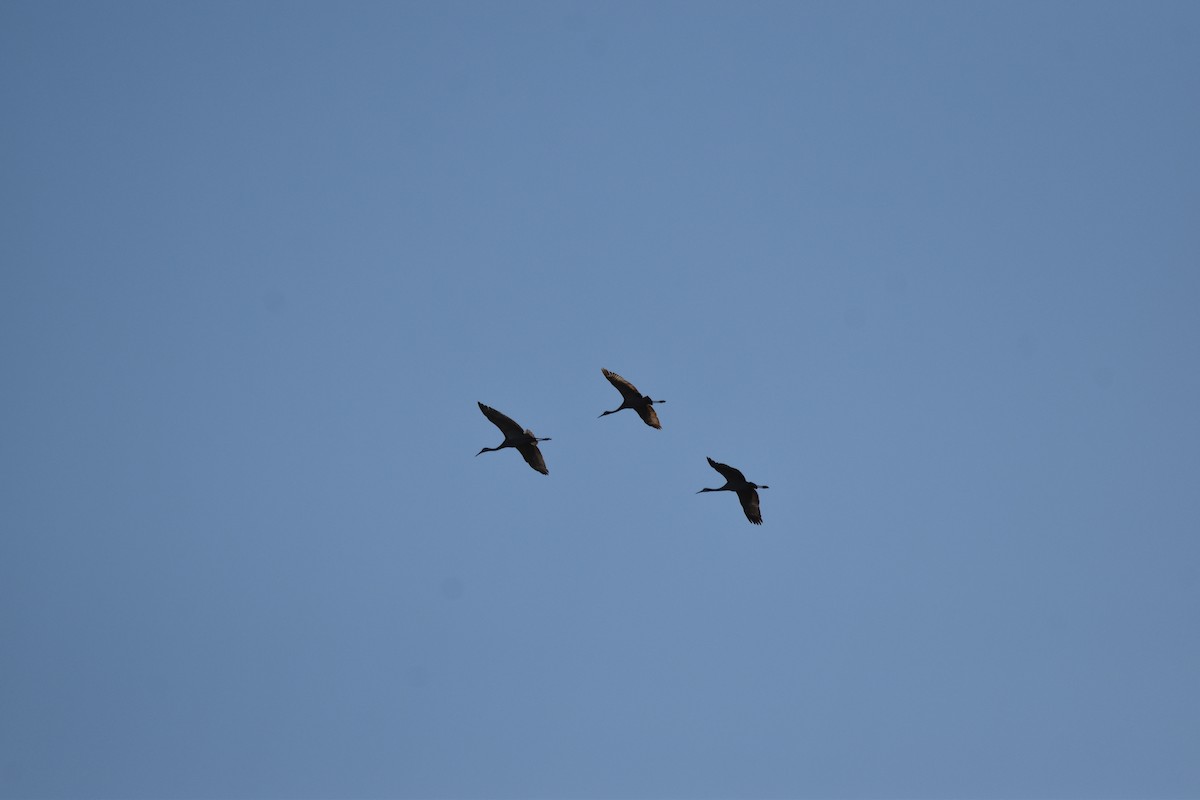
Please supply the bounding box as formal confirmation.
[476,368,769,525]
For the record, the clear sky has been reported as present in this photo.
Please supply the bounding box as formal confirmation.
[2,2,1198,798]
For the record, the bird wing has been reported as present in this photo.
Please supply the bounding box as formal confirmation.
[478,402,524,438]
[517,441,549,475]
[737,488,763,525]
[602,369,642,402]
[707,457,747,483]
[635,404,662,429]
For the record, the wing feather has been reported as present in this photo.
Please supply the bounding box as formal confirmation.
[517,442,549,475]
[737,488,763,525]
[636,404,662,429]
[601,369,642,402]
[706,457,747,483]
[478,402,524,438]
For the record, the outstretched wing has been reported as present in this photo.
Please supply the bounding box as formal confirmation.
[707,457,747,484]
[635,404,662,429]
[602,369,642,402]
[517,442,549,475]
[478,402,524,438]
[736,488,763,525]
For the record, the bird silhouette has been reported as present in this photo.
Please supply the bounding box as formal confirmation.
[697,457,768,524]
[598,368,665,429]
[476,402,551,475]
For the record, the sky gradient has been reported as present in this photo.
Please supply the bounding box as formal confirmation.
[2,2,1199,797]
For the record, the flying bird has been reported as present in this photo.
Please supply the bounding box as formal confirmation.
[697,457,769,524]
[475,402,551,475]
[598,368,666,429]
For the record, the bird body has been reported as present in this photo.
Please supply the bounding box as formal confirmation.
[697,457,768,524]
[476,402,550,474]
[598,368,665,429]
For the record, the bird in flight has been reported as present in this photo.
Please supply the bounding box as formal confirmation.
[697,457,769,524]
[476,402,551,475]
[598,368,666,429]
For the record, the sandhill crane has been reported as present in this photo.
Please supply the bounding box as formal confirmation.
[476,402,551,475]
[697,457,769,524]
[598,368,666,429]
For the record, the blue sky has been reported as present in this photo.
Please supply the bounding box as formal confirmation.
[2,2,1198,797]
